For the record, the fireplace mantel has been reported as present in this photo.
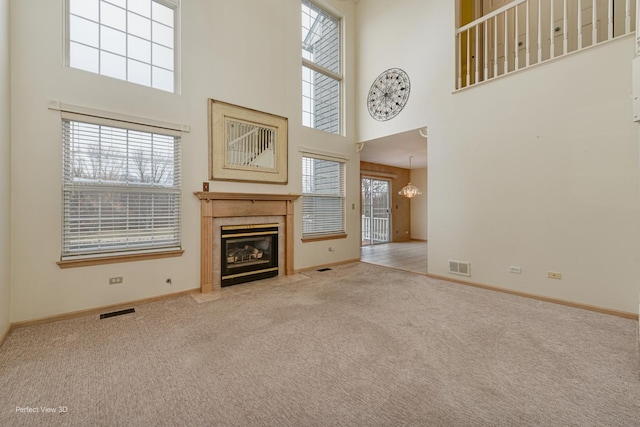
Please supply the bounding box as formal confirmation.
[195,192,300,293]
[195,192,301,202]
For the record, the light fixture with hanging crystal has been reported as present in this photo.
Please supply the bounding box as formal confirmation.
[398,155,422,198]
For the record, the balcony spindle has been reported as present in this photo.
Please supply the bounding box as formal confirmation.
[626,0,631,34]
[515,5,520,70]
[636,0,640,54]
[504,10,509,73]
[537,0,542,63]
[563,0,568,54]
[608,0,613,40]
[466,28,471,86]
[457,34,462,89]
[593,0,598,46]
[525,0,530,67]
[494,16,499,77]
[550,0,555,59]
[577,0,582,50]
[475,25,480,83]
[483,21,489,79]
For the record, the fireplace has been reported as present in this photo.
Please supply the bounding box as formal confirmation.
[221,223,278,286]
[195,192,300,293]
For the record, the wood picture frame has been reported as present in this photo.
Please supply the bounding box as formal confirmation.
[208,99,288,184]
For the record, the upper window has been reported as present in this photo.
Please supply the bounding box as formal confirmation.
[67,0,178,92]
[61,114,182,260]
[302,156,345,239]
[301,0,341,135]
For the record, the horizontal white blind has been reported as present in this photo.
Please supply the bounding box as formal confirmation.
[62,119,181,258]
[302,156,345,237]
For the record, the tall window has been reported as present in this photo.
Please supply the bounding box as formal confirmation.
[61,114,181,260]
[67,0,178,92]
[301,0,341,135]
[302,156,345,239]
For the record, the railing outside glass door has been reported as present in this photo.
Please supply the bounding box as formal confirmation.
[361,177,391,246]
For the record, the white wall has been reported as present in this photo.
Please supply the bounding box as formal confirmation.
[410,168,427,240]
[356,0,640,314]
[0,0,10,335]
[10,0,360,322]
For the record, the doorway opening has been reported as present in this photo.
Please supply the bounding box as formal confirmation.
[361,177,391,246]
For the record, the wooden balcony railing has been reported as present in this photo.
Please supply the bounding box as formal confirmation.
[456,0,636,89]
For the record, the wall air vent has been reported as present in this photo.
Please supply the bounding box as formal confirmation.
[448,260,471,277]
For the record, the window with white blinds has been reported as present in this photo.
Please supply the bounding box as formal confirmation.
[61,115,181,259]
[302,156,345,238]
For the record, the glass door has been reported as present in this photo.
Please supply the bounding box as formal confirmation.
[361,177,391,246]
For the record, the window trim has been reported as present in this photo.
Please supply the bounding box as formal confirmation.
[301,233,347,243]
[57,249,184,269]
[63,0,181,93]
[57,106,185,267]
[48,101,190,133]
[302,58,342,83]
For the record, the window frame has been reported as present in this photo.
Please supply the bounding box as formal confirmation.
[301,0,343,135]
[64,0,181,93]
[57,108,184,268]
[301,154,347,242]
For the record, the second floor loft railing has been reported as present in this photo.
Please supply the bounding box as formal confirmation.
[455,0,637,89]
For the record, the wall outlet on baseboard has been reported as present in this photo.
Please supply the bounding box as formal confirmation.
[109,276,123,285]
[547,271,562,280]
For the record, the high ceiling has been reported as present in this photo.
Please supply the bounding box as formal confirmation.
[358,127,428,169]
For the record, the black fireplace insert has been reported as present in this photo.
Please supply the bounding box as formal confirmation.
[220,223,278,287]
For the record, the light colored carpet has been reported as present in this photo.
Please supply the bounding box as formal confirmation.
[1,262,639,426]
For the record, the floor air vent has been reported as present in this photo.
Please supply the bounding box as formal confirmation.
[448,260,470,277]
[100,308,135,319]
[317,268,332,272]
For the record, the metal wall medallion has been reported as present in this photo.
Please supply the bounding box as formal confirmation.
[367,68,411,121]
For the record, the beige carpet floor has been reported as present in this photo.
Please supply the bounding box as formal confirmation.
[1,262,639,426]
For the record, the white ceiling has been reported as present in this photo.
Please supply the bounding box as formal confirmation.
[358,127,428,169]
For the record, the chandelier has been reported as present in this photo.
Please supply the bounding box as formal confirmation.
[398,155,421,198]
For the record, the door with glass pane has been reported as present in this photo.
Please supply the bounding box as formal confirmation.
[361,177,391,246]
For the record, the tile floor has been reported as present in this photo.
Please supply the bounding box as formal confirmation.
[360,241,428,275]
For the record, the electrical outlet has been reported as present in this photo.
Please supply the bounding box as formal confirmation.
[328,247,335,252]
[509,266,521,274]
[109,276,123,285]
[547,271,562,280]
